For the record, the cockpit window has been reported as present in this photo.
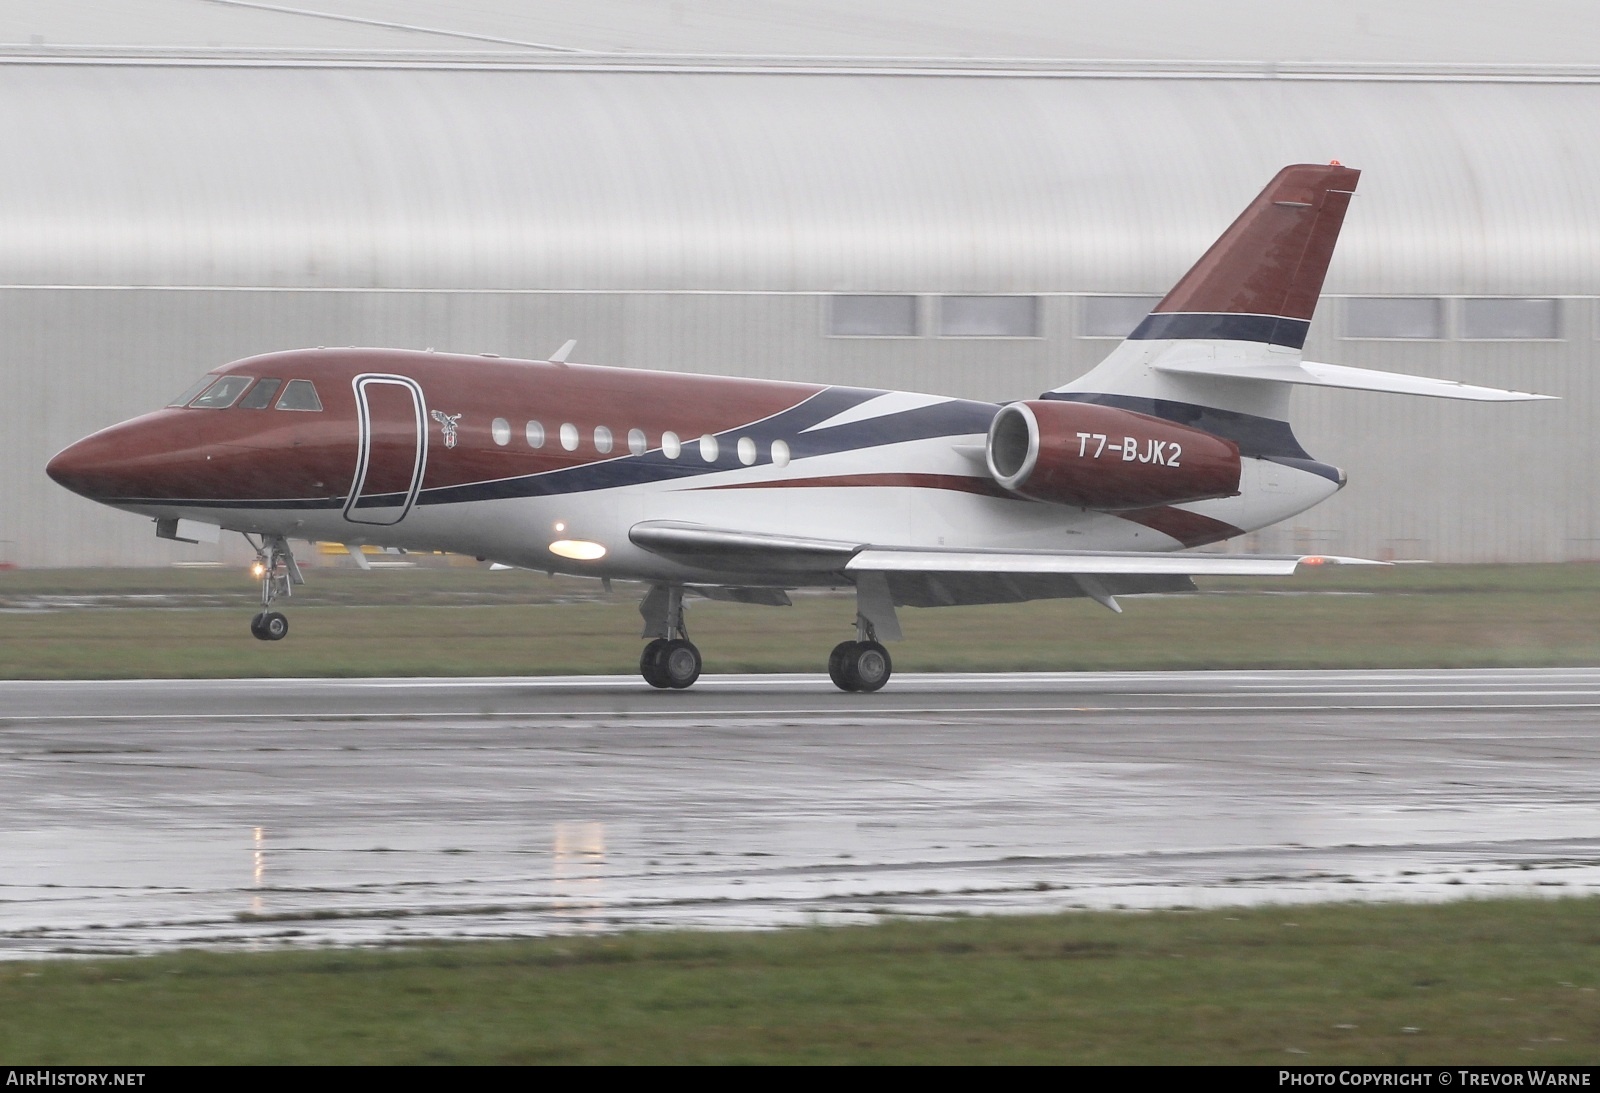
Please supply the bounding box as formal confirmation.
[237,378,283,409]
[275,379,323,412]
[188,375,253,409]
[168,375,219,408]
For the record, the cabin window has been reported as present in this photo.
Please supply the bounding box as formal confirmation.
[662,431,681,459]
[771,439,791,467]
[699,434,719,462]
[559,423,579,451]
[737,437,757,466]
[526,421,545,448]
[491,418,511,446]
[237,379,283,409]
[168,375,219,407]
[594,426,614,454]
[628,428,647,456]
[275,379,323,411]
[189,375,253,409]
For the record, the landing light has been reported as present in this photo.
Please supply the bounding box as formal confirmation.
[549,539,607,561]
[250,561,267,579]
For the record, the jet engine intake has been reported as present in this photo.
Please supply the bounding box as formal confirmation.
[985,400,1241,510]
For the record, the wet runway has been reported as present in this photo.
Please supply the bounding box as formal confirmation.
[3,668,1599,958]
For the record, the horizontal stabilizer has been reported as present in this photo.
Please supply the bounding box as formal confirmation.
[1154,358,1555,402]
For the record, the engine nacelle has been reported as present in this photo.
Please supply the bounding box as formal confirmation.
[985,400,1241,510]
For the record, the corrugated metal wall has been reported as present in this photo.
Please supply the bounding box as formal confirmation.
[7,55,1597,566]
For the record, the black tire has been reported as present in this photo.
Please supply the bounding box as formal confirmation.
[850,641,891,692]
[662,639,702,690]
[640,638,671,688]
[262,611,289,641]
[249,612,271,641]
[828,640,859,691]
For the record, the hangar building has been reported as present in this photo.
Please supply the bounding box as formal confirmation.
[5,2,1597,566]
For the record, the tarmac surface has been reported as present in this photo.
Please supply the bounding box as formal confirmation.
[3,668,1599,958]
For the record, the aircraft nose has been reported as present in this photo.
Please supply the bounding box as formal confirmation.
[47,428,129,501]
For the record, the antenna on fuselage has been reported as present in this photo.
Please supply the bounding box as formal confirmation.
[549,339,577,364]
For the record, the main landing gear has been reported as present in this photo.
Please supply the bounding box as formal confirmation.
[638,584,701,689]
[828,638,892,693]
[246,534,303,642]
[637,578,900,693]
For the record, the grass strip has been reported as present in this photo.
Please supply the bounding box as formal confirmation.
[1,899,1597,1064]
[3,563,1600,678]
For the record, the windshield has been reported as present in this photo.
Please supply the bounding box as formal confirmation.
[188,376,254,409]
[167,375,219,408]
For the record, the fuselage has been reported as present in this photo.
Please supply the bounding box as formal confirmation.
[47,347,1340,584]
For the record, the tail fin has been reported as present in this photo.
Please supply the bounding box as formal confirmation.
[1055,163,1549,414]
[1135,162,1358,351]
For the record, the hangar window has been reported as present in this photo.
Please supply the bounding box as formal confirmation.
[594,425,614,454]
[526,421,545,448]
[939,296,1038,337]
[237,379,283,410]
[275,380,323,411]
[1461,298,1560,340]
[1345,298,1444,339]
[1082,296,1161,338]
[628,428,647,456]
[829,295,918,337]
[168,375,220,407]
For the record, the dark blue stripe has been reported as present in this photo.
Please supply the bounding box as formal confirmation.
[1129,313,1310,350]
[1040,391,1342,483]
[417,389,1001,506]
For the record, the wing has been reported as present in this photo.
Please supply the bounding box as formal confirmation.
[629,520,1376,611]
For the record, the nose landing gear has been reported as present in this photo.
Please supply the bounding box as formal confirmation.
[246,534,303,642]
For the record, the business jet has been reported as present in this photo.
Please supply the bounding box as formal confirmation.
[46,163,1550,691]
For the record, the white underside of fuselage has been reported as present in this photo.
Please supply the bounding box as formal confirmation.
[125,430,1339,587]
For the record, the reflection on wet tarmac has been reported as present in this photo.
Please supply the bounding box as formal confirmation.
[2,670,1599,958]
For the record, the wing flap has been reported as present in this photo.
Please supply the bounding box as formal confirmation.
[847,548,1344,576]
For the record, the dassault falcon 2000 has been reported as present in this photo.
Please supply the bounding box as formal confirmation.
[48,163,1550,692]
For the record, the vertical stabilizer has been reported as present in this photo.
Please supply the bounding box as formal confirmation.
[1053,163,1360,419]
[1138,162,1359,350]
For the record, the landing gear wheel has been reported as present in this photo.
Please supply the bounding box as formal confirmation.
[828,640,892,693]
[260,611,288,641]
[250,612,270,641]
[828,641,858,691]
[640,638,672,688]
[661,638,702,690]
[850,640,891,692]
